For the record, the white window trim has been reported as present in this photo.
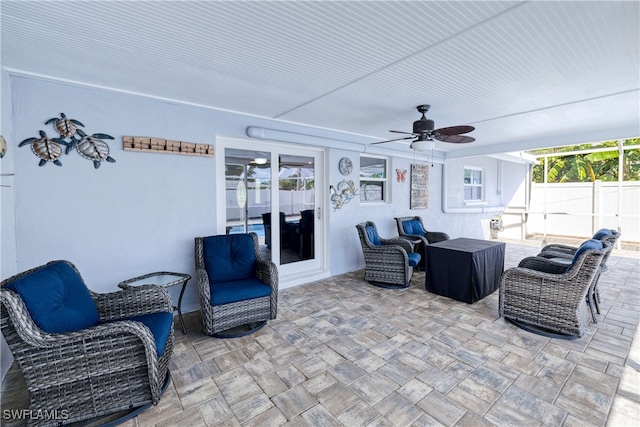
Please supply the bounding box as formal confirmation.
[359,154,390,204]
[463,166,485,204]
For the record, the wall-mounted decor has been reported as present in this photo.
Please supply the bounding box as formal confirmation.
[123,136,214,157]
[330,179,358,210]
[0,135,7,159]
[410,163,429,209]
[19,130,67,166]
[19,113,116,168]
[396,169,407,183]
[338,157,353,175]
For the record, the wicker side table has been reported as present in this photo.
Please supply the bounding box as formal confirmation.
[118,271,191,334]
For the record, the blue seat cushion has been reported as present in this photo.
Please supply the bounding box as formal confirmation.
[568,239,603,270]
[402,219,425,236]
[364,226,381,245]
[5,261,99,333]
[592,228,613,240]
[111,312,173,356]
[407,252,421,267]
[211,278,272,306]
[203,234,256,283]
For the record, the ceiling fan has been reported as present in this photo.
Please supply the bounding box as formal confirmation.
[372,105,475,151]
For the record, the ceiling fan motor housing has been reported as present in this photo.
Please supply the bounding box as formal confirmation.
[413,118,434,133]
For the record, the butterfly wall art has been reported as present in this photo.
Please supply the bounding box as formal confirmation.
[396,169,407,183]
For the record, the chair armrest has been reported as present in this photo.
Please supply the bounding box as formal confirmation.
[425,231,449,243]
[518,256,568,275]
[539,244,578,256]
[381,237,413,253]
[2,288,159,355]
[92,285,173,321]
[256,259,279,292]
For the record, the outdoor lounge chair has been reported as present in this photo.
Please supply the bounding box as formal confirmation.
[195,233,278,337]
[499,240,611,338]
[0,260,174,426]
[536,229,620,318]
[356,221,421,288]
[394,216,449,269]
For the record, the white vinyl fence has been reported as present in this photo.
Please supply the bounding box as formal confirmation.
[522,181,639,242]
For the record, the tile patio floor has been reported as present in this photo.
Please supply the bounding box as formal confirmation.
[2,240,639,426]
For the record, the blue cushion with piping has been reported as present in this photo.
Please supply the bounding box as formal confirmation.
[107,312,173,356]
[365,226,381,245]
[407,252,421,267]
[403,219,425,236]
[592,229,613,240]
[203,234,256,283]
[5,261,99,333]
[211,278,272,306]
[568,239,603,271]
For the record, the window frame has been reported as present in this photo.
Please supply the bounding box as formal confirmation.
[463,166,485,204]
[359,154,390,204]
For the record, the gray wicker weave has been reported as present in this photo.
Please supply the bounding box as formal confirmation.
[535,230,620,320]
[537,230,619,271]
[355,221,417,288]
[499,243,611,337]
[394,216,449,269]
[394,216,450,244]
[195,233,278,336]
[0,260,174,427]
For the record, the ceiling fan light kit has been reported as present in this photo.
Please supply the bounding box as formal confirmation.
[373,104,476,150]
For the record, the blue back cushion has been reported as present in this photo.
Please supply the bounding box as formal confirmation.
[403,219,425,236]
[569,239,603,270]
[5,261,99,333]
[203,234,256,283]
[365,226,381,245]
[592,228,613,240]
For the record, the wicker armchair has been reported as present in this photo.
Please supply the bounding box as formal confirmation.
[356,221,421,288]
[395,216,450,244]
[537,229,619,270]
[195,233,278,337]
[499,240,611,338]
[394,216,449,269]
[0,260,174,427]
[536,229,620,318]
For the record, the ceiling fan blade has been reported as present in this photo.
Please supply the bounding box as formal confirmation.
[389,130,415,135]
[370,135,416,145]
[434,125,475,136]
[434,134,475,143]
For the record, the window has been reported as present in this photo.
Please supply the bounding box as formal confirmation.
[464,167,484,202]
[360,156,388,202]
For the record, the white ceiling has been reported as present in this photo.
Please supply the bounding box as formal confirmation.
[2,0,638,158]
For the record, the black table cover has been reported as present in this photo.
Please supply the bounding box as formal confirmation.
[425,238,505,303]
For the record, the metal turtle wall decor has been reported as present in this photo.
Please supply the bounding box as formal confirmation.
[18,130,69,166]
[19,113,116,168]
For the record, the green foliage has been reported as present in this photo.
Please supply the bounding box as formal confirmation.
[531,138,640,183]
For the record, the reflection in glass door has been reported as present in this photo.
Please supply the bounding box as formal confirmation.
[225,149,272,260]
[278,155,315,265]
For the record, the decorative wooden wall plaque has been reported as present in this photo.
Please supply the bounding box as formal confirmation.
[410,163,429,209]
[123,136,214,157]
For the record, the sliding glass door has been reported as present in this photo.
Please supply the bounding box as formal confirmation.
[220,139,324,280]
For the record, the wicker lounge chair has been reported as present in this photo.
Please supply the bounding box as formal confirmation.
[499,240,611,338]
[537,228,619,266]
[0,260,174,427]
[356,221,421,288]
[195,233,278,337]
[536,229,620,319]
[394,216,449,269]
